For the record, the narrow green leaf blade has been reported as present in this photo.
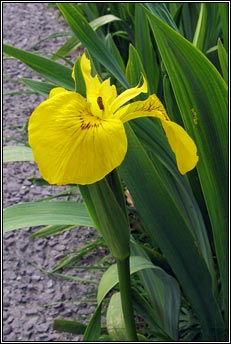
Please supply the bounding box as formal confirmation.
[3,201,93,232]
[130,240,180,340]
[131,118,215,286]
[144,3,179,31]
[29,225,76,239]
[57,3,129,88]
[53,319,86,335]
[3,146,34,162]
[135,5,159,93]
[217,38,228,84]
[146,11,228,326]
[219,3,228,51]
[82,304,102,341]
[21,78,56,96]
[119,125,224,340]
[3,43,75,90]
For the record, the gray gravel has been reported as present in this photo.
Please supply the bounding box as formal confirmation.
[3,3,106,342]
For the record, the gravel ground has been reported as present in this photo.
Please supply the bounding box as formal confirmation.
[2,3,106,342]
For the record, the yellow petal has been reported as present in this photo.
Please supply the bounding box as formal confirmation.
[115,94,168,122]
[111,76,148,114]
[161,120,199,174]
[86,77,117,119]
[114,94,198,174]
[28,90,127,185]
[80,53,117,118]
[80,53,104,99]
[49,87,69,99]
[80,53,93,84]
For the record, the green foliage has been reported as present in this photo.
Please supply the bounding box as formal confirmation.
[3,2,228,341]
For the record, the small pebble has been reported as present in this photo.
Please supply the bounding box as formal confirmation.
[3,325,12,336]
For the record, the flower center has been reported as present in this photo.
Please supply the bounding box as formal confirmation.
[97,96,104,110]
[80,113,103,130]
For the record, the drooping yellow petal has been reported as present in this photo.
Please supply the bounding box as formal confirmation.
[110,76,148,114]
[28,90,127,185]
[115,94,198,174]
[161,121,199,174]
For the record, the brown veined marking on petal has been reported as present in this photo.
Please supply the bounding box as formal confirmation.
[143,98,170,121]
[97,96,104,110]
[80,114,103,130]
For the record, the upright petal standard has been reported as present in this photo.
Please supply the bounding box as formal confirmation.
[28,53,199,185]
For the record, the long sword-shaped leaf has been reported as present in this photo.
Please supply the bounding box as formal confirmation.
[57,3,129,88]
[52,14,121,60]
[3,201,93,232]
[125,48,215,286]
[3,146,33,162]
[193,3,220,53]
[135,5,159,93]
[131,118,216,288]
[3,44,74,90]
[119,125,224,340]
[130,242,180,340]
[217,38,228,84]
[146,10,228,325]
[21,78,56,96]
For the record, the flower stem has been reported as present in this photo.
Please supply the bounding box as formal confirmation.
[116,256,138,341]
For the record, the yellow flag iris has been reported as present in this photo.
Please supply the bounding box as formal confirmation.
[28,53,198,185]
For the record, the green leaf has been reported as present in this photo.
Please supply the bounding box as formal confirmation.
[131,288,173,341]
[3,44,75,90]
[106,292,127,341]
[146,10,228,328]
[57,3,129,88]
[105,34,126,73]
[90,14,122,30]
[125,44,146,90]
[130,240,180,340]
[52,35,81,61]
[193,3,220,54]
[52,14,121,60]
[131,118,215,286]
[27,177,50,186]
[217,38,228,84]
[3,146,34,162]
[72,56,86,96]
[50,238,103,273]
[82,304,102,341]
[3,201,93,232]
[79,174,130,261]
[178,3,200,41]
[98,255,174,305]
[135,5,159,93]
[53,319,86,335]
[219,3,228,51]
[29,225,76,239]
[119,125,224,341]
[31,31,72,49]
[21,78,56,96]
[144,3,179,31]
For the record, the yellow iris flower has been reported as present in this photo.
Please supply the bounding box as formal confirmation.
[28,53,198,185]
